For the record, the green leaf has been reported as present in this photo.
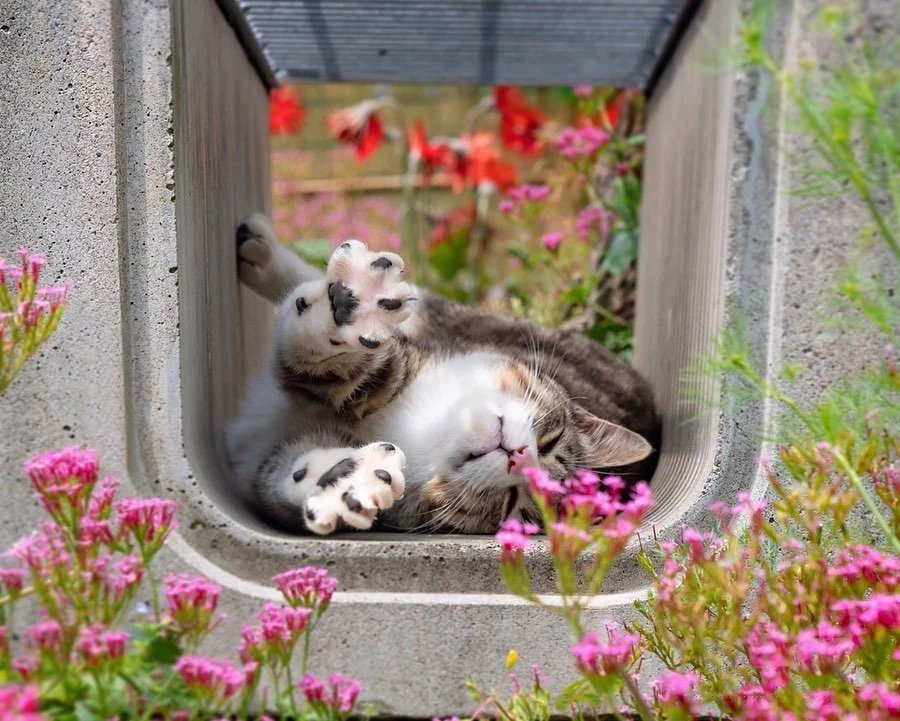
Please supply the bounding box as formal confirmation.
[429,231,469,282]
[601,230,638,276]
[143,633,182,666]
[554,679,592,711]
[589,673,624,697]
[562,283,591,306]
[74,702,100,721]
[292,239,333,268]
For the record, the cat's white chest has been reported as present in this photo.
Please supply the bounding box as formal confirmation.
[359,351,505,482]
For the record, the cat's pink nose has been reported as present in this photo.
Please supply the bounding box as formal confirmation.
[507,447,530,474]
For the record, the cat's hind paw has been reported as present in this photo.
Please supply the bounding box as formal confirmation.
[324,240,414,350]
[237,213,311,302]
[298,442,406,535]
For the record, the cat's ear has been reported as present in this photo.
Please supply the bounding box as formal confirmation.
[572,406,653,467]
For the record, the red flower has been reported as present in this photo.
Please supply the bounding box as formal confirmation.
[269,87,306,136]
[599,91,625,131]
[493,87,545,155]
[428,205,476,247]
[465,133,518,192]
[327,100,384,161]
[408,121,454,181]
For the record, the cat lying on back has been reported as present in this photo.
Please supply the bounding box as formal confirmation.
[227,214,660,535]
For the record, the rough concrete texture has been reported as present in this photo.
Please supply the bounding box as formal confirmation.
[0,0,890,715]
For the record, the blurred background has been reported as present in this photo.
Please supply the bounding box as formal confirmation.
[270,83,644,360]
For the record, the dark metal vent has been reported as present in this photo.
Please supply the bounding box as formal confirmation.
[217,0,698,89]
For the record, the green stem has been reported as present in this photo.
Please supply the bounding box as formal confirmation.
[833,450,900,552]
[621,672,653,721]
[401,157,425,285]
[301,626,313,675]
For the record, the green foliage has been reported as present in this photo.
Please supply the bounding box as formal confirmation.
[292,239,333,268]
[739,0,900,258]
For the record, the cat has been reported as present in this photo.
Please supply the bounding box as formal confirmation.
[226,214,661,535]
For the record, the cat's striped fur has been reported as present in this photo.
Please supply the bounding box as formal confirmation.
[227,214,660,535]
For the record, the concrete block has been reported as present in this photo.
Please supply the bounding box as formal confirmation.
[0,0,887,714]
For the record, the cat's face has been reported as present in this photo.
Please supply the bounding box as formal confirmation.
[414,357,652,533]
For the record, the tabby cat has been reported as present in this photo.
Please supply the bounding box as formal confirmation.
[227,214,660,535]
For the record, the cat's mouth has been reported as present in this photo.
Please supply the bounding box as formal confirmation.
[458,444,532,474]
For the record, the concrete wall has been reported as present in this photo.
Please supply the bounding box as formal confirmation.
[0,0,887,715]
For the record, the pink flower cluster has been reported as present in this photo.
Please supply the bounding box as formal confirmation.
[496,519,539,561]
[273,567,338,610]
[828,545,900,588]
[22,447,99,517]
[298,673,362,715]
[174,655,250,701]
[554,126,610,159]
[115,497,178,548]
[794,621,855,673]
[74,625,129,667]
[499,183,550,214]
[575,206,614,240]
[164,573,223,640]
[540,231,564,251]
[653,670,699,712]
[571,627,638,676]
[0,248,68,331]
[0,684,43,721]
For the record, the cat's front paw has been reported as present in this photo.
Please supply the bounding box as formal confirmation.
[298,442,407,535]
[324,240,414,350]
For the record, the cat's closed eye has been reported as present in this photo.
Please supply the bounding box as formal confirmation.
[537,429,563,455]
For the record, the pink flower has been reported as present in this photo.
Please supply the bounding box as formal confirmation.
[575,206,614,240]
[540,231,563,251]
[75,625,130,666]
[618,481,653,517]
[0,568,25,594]
[653,670,699,711]
[803,690,843,721]
[174,655,247,700]
[23,447,99,517]
[24,621,63,655]
[330,674,363,713]
[828,545,900,588]
[831,594,900,634]
[554,126,610,159]
[115,497,178,548]
[496,519,539,561]
[164,573,222,639]
[680,526,713,562]
[745,623,792,692]
[573,85,593,98]
[77,518,113,550]
[0,684,44,721]
[299,673,328,703]
[87,477,120,520]
[273,567,338,610]
[548,522,591,561]
[728,683,798,721]
[795,622,855,673]
[299,673,362,715]
[856,682,900,717]
[256,602,312,655]
[524,467,565,504]
[571,628,638,676]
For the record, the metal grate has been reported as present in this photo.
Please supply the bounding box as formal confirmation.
[217,0,699,90]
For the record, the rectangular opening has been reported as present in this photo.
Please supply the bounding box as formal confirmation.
[167,0,762,594]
